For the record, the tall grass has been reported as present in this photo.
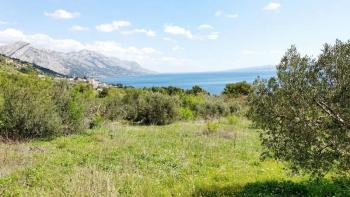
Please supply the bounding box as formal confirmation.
[0,116,348,196]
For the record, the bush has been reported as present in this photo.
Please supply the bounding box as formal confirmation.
[179,108,194,120]
[145,86,185,96]
[89,113,103,129]
[53,81,90,134]
[137,92,180,125]
[186,85,209,96]
[100,88,125,121]
[204,121,220,135]
[122,91,180,125]
[227,115,239,125]
[180,95,239,119]
[198,96,230,119]
[223,81,251,97]
[0,73,61,139]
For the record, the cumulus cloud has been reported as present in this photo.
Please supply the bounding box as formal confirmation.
[198,24,214,30]
[0,28,84,51]
[263,2,281,11]
[121,28,156,37]
[69,25,89,32]
[0,28,188,72]
[164,25,193,39]
[44,9,80,19]
[96,20,131,32]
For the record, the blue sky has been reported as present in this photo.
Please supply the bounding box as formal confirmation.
[0,0,349,73]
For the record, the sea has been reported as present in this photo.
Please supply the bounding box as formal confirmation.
[101,70,275,95]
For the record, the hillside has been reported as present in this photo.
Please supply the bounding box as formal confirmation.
[0,54,65,77]
[0,41,154,78]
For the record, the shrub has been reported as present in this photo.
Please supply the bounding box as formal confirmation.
[89,113,103,129]
[145,86,185,96]
[198,96,230,119]
[100,91,125,121]
[204,121,220,135]
[179,108,194,120]
[181,94,205,113]
[52,81,88,134]
[223,81,251,97]
[137,92,180,125]
[186,85,209,96]
[0,73,61,139]
[121,89,145,122]
[98,87,109,98]
[227,115,239,125]
[180,95,238,119]
[123,91,180,125]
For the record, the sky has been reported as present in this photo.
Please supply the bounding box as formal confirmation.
[0,0,349,73]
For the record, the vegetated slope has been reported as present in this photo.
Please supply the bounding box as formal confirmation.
[0,54,65,77]
[0,41,154,77]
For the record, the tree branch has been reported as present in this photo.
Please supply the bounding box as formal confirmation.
[314,99,350,129]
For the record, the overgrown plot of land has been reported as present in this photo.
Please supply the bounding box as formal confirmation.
[0,117,349,196]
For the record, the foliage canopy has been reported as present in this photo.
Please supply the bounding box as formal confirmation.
[248,40,350,176]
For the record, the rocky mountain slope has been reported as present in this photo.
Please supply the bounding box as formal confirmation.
[0,41,154,77]
[0,54,65,77]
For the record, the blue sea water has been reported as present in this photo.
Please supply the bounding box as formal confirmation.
[101,71,275,95]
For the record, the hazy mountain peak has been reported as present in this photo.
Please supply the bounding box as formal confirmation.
[0,41,154,77]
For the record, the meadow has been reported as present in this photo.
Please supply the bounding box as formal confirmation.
[1,48,350,196]
[1,115,349,196]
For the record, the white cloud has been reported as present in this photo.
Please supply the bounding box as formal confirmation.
[121,28,156,37]
[198,24,214,30]
[0,28,27,45]
[69,25,89,32]
[44,9,80,19]
[0,28,84,51]
[164,25,193,39]
[0,28,188,72]
[226,14,239,19]
[263,2,281,11]
[96,20,131,32]
[207,32,219,40]
[215,10,223,17]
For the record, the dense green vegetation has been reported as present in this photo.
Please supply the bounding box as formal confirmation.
[1,40,350,196]
[0,57,243,140]
[223,81,251,97]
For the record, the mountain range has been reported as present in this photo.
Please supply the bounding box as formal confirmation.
[0,41,154,77]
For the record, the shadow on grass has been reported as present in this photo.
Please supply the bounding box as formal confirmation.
[193,177,350,197]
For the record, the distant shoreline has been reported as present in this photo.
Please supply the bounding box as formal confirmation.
[100,70,275,95]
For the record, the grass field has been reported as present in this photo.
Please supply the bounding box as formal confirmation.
[1,116,349,196]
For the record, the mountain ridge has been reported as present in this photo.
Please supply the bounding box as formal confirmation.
[0,41,154,77]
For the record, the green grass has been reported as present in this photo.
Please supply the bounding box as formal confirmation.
[0,116,349,196]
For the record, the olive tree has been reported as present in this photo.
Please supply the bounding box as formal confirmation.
[248,40,350,177]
